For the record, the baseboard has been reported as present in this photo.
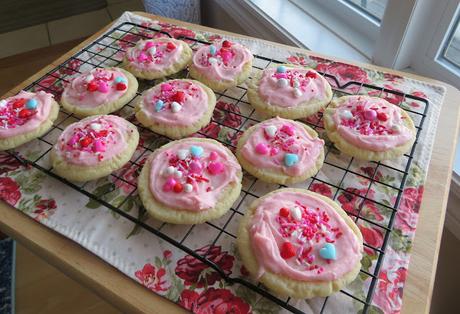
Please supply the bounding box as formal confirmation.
[445,174,460,240]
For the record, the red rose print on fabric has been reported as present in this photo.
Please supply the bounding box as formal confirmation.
[158,22,196,40]
[359,224,384,255]
[175,245,234,288]
[135,263,169,292]
[179,288,251,314]
[0,153,24,175]
[309,182,333,198]
[213,101,243,129]
[287,55,309,66]
[198,122,221,139]
[0,177,21,206]
[373,266,407,314]
[33,199,57,221]
[316,62,370,86]
[394,186,423,233]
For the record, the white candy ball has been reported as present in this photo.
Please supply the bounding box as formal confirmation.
[165,166,175,176]
[277,78,289,87]
[171,101,182,113]
[340,110,353,120]
[184,183,193,193]
[175,170,183,178]
[0,100,7,108]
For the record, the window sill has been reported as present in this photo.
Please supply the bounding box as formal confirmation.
[216,0,371,63]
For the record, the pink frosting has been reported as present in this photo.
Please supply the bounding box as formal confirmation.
[125,38,184,71]
[54,115,134,166]
[249,190,362,281]
[241,117,324,176]
[140,80,209,126]
[149,140,241,211]
[62,68,129,108]
[0,91,54,139]
[332,96,413,151]
[258,67,327,107]
[192,40,253,82]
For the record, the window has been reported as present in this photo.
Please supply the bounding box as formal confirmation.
[344,0,388,21]
[439,13,460,70]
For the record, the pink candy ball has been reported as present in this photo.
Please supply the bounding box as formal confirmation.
[98,81,109,93]
[255,143,269,155]
[189,161,202,173]
[364,109,377,120]
[209,151,218,160]
[220,50,232,63]
[138,51,148,62]
[144,41,154,49]
[161,83,173,92]
[163,177,177,191]
[208,162,224,175]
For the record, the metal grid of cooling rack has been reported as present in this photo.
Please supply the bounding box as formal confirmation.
[7,22,429,313]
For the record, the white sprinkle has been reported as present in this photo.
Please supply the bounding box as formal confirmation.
[294,88,303,97]
[208,57,218,64]
[184,183,193,193]
[293,80,300,88]
[171,101,182,113]
[85,74,94,83]
[0,100,7,108]
[148,46,157,56]
[277,78,289,87]
[90,123,102,131]
[340,110,353,120]
[291,206,302,221]
[265,125,277,138]
[177,149,189,160]
[175,170,183,178]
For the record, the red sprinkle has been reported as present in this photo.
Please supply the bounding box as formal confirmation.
[172,91,185,103]
[18,109,32,118]
[279,207,290,218]
[377,112,388,121]
[280,242,296,259]
[116,82,127,91]
[87,81,98,92]
[13,99,26,109]
[173,182,183,193]
[166,42,176,51]
[222,40,232,48]
[98,130,108,137]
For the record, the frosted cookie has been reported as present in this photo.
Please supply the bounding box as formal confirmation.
[0,91,59,150]
[51,115,139,182]
[135,79,216,139]
[189,40,253,91]
[323,95,416,161]
[236,117,324,185]
[238,188,363,298]
[138,138,242,224]
[123,38,193,80]
[247,64,332,119]
[61,67,138,117]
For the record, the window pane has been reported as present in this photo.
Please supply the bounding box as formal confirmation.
[443,17,460,67]
[344,0,388,21]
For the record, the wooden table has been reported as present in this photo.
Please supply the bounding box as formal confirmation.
[0,12,459,314]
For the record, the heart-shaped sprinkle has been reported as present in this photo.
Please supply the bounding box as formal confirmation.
[116,82,127,91]
[290,206,302,221]
[98,81,109,93]
[209,151,218,161]
[85,74,94,83]
[208,57,218,64]
[222,40,232,48]
[172,91,185,103]
[155,100,164,112]
[293,80,300,88]
[166,42,176,51]
[177,149,189,160]
[284,153,299,167]
[0,100,7,108]
[25,98,38,110]
[276,65,287,73]
[161,83,173,92]
[265,125,277,138]
[209,45,217,55]
[208,162,224,175]
[293,88,303,97]
[255,143,269,155]
[144,41,154,49]
[280,242,296,259]
[87,81,98,92]
[93,139,106,152]
[319,243,336,260]
[281,124,295,136]
[277,78,289,87]
[270,147,279,156]
[138,51,148,62]
[114,76,127,84]
[184,183,193,193]
[190,145,203,157]
[171,101,182,113]
[340,110,353,120]
[148,47,157,56]
[377,112,388,121]
[90,123,102,131]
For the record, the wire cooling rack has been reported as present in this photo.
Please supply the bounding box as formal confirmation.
[7,22,429,313]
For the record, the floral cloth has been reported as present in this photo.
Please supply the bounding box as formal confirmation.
[0,12,446,314]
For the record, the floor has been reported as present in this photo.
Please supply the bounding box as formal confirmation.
[0,0,144,59]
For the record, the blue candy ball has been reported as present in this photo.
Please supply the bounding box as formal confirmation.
[155,100,164,112]
[276,65,287,73]
[26,98,38,110]
[284,153,299,167]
